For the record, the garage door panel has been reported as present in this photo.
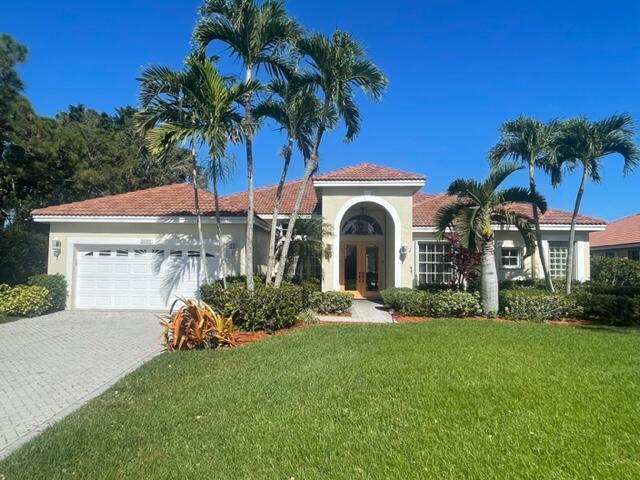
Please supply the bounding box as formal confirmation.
[76,245,217,310]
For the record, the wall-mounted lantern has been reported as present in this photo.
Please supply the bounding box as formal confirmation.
[324,243,332,260]
[399,243,409,261]
[52,238,62,258]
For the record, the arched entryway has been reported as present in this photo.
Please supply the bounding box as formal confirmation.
[332,196,401,296]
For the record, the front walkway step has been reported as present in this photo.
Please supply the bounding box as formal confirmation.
[319,299,393,324]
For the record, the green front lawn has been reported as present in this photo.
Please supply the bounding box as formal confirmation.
[2,320,639,479]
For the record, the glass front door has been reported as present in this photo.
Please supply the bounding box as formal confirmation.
[342,241,382,297]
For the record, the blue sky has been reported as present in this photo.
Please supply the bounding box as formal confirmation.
[3,0,639,220]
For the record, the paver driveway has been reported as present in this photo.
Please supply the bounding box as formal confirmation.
[0,310,163,458]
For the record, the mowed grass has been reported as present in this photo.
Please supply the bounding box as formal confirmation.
[2,321,639,479]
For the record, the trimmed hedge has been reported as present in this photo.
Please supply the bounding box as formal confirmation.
[591,256,640,286]
[28,274,67,311]
[380,288,480,318]
[200,283,305,331]
[574,291,640,326]
[500,289,583,322]
[308,291,353,314]
[0,284,51,317]
[380,288,415,311]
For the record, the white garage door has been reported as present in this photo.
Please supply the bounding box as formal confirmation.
[75,246,219,310]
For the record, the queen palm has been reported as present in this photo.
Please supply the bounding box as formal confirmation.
[253,77,320,284]
[548,114,639,293]
[489,116,557,292]
[193,0,300,291]
[136,53,243,287]
[435,163,547,315]
[273,30,388,286]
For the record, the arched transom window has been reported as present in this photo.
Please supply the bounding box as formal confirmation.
[341,214,383,235]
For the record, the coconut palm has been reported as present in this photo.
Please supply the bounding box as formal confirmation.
[137,53,243,287]
[253,77,320,284]
[193,0,300,291]
[548,114,639,293]
[489,116,557,292]
[273,30,388,286]
[435,163,548,315]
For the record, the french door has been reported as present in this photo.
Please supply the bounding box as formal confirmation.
[341,241,382,298]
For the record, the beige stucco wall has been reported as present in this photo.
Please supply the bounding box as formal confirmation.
[45,220,268,307]
[318,185,416,291]
[411,229,593,284]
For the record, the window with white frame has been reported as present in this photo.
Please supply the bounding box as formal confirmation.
[549,242,569,279]
[500,247,522,269]
[417,242,452,285]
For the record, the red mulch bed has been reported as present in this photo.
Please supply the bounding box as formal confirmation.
[392,312,595,326]
[234,324,306,346]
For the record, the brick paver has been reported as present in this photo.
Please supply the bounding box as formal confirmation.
[0,310,163,458]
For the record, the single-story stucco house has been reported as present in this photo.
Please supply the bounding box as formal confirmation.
[33,162,606,310]
[590,213,640,260]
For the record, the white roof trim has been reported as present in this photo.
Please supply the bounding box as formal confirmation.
[413,224,606,233]
[591,242,640,250]
[313,180,425,188]
[33,214,270,231]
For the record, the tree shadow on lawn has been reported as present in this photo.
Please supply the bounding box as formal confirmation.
[576,324,640,335]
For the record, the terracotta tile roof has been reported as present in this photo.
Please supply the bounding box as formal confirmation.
[32,183,245,217]
[32,165,605,230]
[411,193,606,227]
[314,162,425,181]
[217,179,318,215]
[590,213,640,247]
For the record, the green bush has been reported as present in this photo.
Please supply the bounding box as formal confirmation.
[28,274,67,311]
[583,283,640,297]
[308,291,353,314]
[591,256,640,286]
[574,291,640,326]
[499,289,583,322]
[381,288,480,318]
[200,283,305,331]
[380,288,415,311]
[0,284,51,317]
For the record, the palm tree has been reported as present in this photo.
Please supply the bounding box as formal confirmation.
[435,163,548,315]
[276,214,330,280]
[489,116,557,292]
[548,114,639,293]
[137,54,243,287]
[253,77,320,284]
[193,0,300,291]
[273,30,388,286]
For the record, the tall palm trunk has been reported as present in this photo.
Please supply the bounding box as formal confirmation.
[565,164,588,294]
[211,164,227,289]
[265,139,293,285]
[190,149,209,286]
[243,66,255,291]
[528,163,554,292]
[274,115,327,287]
[480,235,499,315]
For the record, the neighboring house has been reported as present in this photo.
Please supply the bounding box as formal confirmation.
[33,162,606,310]
[590,213,640,260]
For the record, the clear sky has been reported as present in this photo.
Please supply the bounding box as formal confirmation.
[3,0,639,220]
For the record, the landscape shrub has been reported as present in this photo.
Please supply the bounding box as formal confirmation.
[308,291,353,314]
[200,283,305,331]
[380,288,415,311]
[416,283,454,292]
[160,298,236,351]
[28,274,67,311]
[574,291,640,326]
[381,288,480,317]
[591,256,640,286]
[499,289,583,322]
[0,284,51,317]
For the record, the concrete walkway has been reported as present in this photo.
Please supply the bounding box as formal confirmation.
[0,310,163,459]
[319,299,393,323]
